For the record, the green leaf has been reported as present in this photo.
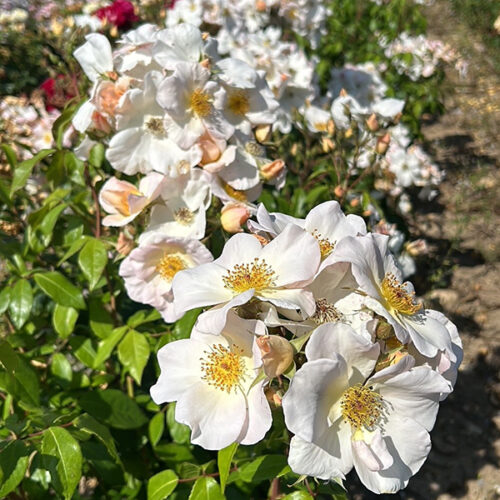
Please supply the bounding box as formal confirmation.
[1,144,17,170]
[147,470,179,500]
[173,308,202,340]
[149,412,165,447]
[282,492,313,500]
[41,426,82,500]
[8,279,33,329]
[188,477,224,500]
[89,143,105,168]
[93,326,128,368]
[36,202,67,248]
[34,272,85,310]
[10,149,55,197]
[78,238,108,291]
[74,413,121,465]
[0,340,40,407]
[0,440,30,497]
[58,236,89,266]
[0,287,11,315]
[52,105,77,150]
[52,304,78,339]
[217,442,238,493]
[118,330,150,384]
[239,455,290,483]
[79,390,148,429]
[89,297,114,339]
[166,403,190,444]
[69,336,97,368]
[127,309,161,328]
[50,353,72,387]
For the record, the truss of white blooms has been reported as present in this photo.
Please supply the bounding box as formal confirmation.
[65,7,464,495]
[145,200,462,494]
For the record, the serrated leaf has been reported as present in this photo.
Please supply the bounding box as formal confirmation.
[118,330,150,385]
[217,442,237,493]
[78,238,108,291]
[0,440,30,497]
[52,304,78,339]
[188,477,224,500]
[93,326,127,367]
[74,413,121,465]
[8,279,32,329]
[0,340,40,407]
[79,390,147,429]
[147,470,178,500]
[10,149,55,197]
[149,413,165,447]
[41,426,82,500]
[34,272,85,310]
[239,455,290,483]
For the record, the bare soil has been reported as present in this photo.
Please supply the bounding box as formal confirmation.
[348,1,500,498]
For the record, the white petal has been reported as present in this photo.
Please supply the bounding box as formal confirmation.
[239,381,272,445]
[74,34,113,82]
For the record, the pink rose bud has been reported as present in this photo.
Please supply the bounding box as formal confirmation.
[366,113,379,132]
[259,159,285,181]
[199,133,221,165]
[376,133,391,154]
[220,202,251,233]
[256,335,294,378]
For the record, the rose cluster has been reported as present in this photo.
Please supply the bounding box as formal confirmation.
[73,23,286,238]
[147,200,462,494]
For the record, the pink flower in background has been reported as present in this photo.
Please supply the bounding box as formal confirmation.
[95,0,138,29]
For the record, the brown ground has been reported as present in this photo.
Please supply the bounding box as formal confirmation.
[348,1,500,499]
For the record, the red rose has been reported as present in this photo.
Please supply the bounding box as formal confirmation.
[95,0,139,29]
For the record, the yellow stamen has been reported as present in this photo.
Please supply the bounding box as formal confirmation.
[222,257,276,294]
[190,88,211,117]
[201,344,246,393]
[380,273,421,315]
[156,254,187,281]
[311,298,343,325]
[174,207,194,225]
[311,230,335,259]
[222,182,247,202]
[227,90,250,116]
[341,384,383,430]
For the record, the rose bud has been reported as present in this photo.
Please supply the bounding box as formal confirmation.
[220,202,251,233]
[256,335,294,378]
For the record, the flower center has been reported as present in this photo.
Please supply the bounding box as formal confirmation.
[380,272,421,315]
[223,182,247,202]
[190,88,212,117]
[311,230,335,259]
[222,257,276,294]
[314,122,328,132]
[227,90,250,116]
[156,253,187,281]
[341,384,383,430]
[174,207,195,225]
[311,298,343,324]
[201,344,246,393]
[145,116,165,136]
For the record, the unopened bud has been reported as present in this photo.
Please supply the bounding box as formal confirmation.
[260,159,285,181]
[376,133,391,154]
[344,127,353,139]
[366,113,379,132]
[255,124,272,143]
[255,0,267,12]
[334,185,344,198]
[290,143,298,155]
[256,335,294,378]
[116,232,135,256]
[220,202,250,233]
[198,134,221,165]
[405,239,428,257]
[327,119,335,135]
[339,88,348,97]
[349,197,360,208]
[321,137,334,153]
